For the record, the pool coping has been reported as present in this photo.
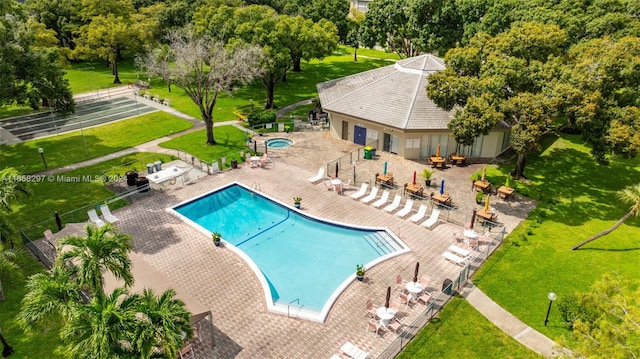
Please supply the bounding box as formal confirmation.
[166,181,411,323]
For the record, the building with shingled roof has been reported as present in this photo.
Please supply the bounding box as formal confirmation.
[316,54,511,161]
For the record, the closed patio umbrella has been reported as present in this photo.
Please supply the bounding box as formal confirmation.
[385,286,391,309]
[413,262,420,283]
[436,144,441,158]
[481,166,486,181]
[484,194,491,213]
[254,140,257,154]
[335,162,339,178]
[383,161,387,175]
[440,179,445,195]
[413,171,417,185]
[470,208,477,229]
[55,211,62,231]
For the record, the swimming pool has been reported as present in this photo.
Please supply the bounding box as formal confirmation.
[168,182,409,322]
[266,138,293,148]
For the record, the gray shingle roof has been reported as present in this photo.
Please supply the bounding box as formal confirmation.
[317,54,455,130]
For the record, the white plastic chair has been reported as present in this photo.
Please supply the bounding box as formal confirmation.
[395,199,414,217]
[308,167,325,183]
[99,204,118,223]
[408,204,428,222]
[350,183,368,199]
[371,190,390,207]
[360,186,379,204]
[87,209,105,228]
[383,194,402,212]
[421,208,440,229]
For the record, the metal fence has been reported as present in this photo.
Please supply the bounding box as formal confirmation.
[377,228,506,358]
[326,140,376,185]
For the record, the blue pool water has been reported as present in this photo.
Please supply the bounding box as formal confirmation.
[266,138,293,148]
[171,183,406,320]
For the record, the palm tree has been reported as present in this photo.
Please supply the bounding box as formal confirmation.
[18,263,83,326]
[0,246,24,301]
[60,287,138,359]
[130,288,193,359]
[0,167,30,212]
[58,223,133,296]
[572,183,640,250]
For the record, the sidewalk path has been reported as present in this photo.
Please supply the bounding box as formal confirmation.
[460,284,568,357]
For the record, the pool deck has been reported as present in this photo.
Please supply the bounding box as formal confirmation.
[111,131,535,358]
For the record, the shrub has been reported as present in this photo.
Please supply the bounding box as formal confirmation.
[557,294,594,327]
[248,110,277,127]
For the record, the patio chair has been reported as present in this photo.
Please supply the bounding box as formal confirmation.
[386,317,404,334]
[179,343,195,359]
[366,318,384,337]
[99,204,118,223]
[342,179,352,192]
[308,167,325,183]
[192,322,202,344]
[87,209,105,228]
[421,208,441,229]
[360,186,379,204]
[383,194,402,212]
[419,275,432,295]
[394,274,408,293]
[417,291,432,305]
[398,292,414,308]
[408,204,428,222]
[371,190,390,208]
[350,183,368,200]
[395,199,414,217]
[339,341,371,359]
[365,299,379,319]
[323,180,334,191]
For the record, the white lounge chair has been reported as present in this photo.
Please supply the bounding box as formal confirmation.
[384,194,402,212]
[442,251,469,266]
[87,209,105,228]
[100,204,118,223]
[339,341,371,359]
[308,167,325,183]
[371,190,390,207]
[421,208,441,229]
[350,183,368,199]
[408,204,428,222]
[360,186,379,204]
[395,199,414,217]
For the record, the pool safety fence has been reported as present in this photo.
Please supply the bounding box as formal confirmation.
[250,120,296,135]
[19,186,151,269]
[377,231,505,359]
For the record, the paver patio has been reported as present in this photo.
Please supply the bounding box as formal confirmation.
[110,131,535,358]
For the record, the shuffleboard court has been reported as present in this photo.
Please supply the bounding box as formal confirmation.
[0,96,157,141]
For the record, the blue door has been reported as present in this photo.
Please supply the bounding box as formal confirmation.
[354,126,366,145]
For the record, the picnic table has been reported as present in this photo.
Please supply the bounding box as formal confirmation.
[473,180,491,193]
[404,183,424,197]
[497,185,515,199]
[429,156,446,169]
[431,192,452,206]
[376,173,394,187]
[476,208,496,222]
[449,153,466,166]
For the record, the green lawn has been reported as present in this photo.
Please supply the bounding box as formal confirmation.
[472,133,640,343]
[397,297,542,358]
[0,112,191,174]
[159,125,250,166]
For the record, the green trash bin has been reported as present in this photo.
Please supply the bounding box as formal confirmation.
[363,146,373,160]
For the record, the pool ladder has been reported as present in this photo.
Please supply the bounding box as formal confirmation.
[287,299,301,318]
[250,182,262,193]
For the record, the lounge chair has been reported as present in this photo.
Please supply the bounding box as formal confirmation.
[350,183,368,200]
[383,194,402,212]
[87,209,105,228]
[360,186,379,204]
[395,199,414,217]
[371,190,390,207]
[100,204,118,223]
[408,204,428,222]
[421,208,441,229]
[340,341,371,359]
[442,251,469,266]
[308,167,325,183]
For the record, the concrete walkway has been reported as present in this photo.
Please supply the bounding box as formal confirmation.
[31,91,567,357]
[460,284,567,357]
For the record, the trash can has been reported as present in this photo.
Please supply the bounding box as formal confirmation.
[136,177,150,192]
[363,146,373,160]
[442,279,453,295]
[126,171,138,186]
[154,161,162,172]
[146,163,154,174]
[231,159,238,169]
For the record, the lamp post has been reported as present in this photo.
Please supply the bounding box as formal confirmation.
[544,292,557,326]
[37,148,47,169]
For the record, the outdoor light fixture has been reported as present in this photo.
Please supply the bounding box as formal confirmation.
[544,292,557,326]
[37,148,47,169]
